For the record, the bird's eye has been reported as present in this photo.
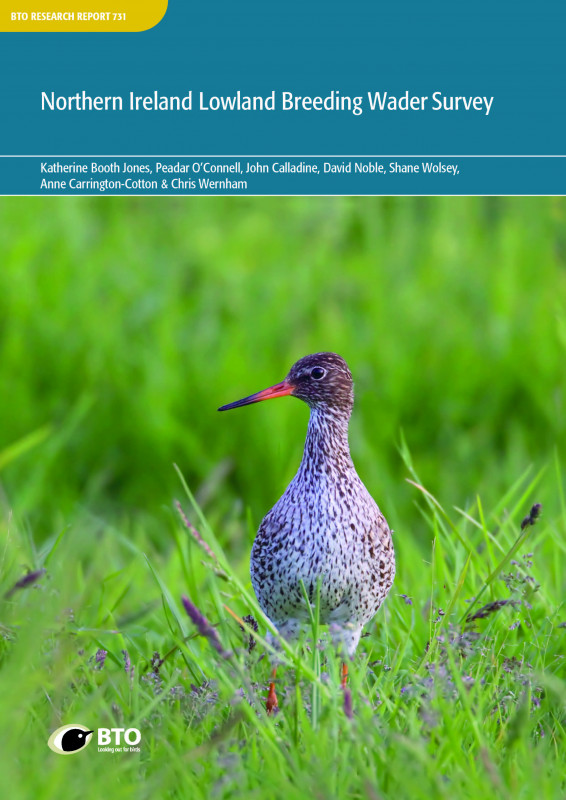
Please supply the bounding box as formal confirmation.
[310,367,326,380]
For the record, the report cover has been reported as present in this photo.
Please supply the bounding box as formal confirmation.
[1,4,565,800]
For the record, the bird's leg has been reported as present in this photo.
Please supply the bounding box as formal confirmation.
[340,661,348,690]
[266,666,278,714]
[340,662,353,718]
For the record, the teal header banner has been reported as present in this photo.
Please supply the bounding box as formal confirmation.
[1,0,564,193]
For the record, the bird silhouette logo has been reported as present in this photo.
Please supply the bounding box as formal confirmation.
[47,724,94,755]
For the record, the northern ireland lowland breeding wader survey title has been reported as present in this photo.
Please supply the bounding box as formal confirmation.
[41,90,495,116]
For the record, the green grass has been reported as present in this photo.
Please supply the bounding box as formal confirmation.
[0,197,565,799]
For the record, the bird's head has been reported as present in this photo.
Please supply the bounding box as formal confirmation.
[218,352,354,417]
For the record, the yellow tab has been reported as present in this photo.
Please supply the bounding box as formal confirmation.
[2,0,167,31]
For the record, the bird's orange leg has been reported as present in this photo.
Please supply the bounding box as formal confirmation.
[341,662,353,718]
[266,667,279,714]
[340,661,348,690]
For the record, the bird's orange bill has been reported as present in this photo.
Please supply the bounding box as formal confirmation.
[218,381,294,411]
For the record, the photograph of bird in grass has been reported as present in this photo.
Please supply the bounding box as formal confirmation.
[1,197,564,800]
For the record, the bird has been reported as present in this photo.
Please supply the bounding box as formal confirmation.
[218,352,395,713]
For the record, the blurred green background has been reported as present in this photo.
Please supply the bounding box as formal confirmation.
[1,197,565,553]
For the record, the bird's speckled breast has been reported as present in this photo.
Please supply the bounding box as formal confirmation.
[250,412,395,633]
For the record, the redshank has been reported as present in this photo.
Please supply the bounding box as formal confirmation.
[219,352,395,712]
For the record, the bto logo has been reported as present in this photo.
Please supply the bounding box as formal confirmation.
[48,725,142,755]
[47,724,94,755]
